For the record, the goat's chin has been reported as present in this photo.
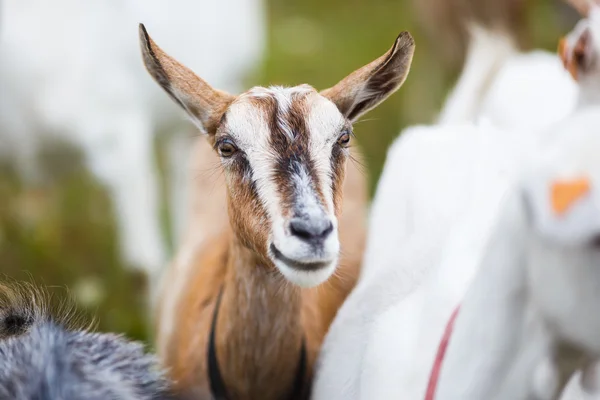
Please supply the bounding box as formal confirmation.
[274,259,338,288]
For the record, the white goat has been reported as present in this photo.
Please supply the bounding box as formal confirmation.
[311,18,582,400]
[0,0,265,277]
[436,7,600,399]
[435,111,600,400]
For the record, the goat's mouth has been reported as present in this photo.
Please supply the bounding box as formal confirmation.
[269,243,334,271]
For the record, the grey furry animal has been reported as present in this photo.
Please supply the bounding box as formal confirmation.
[0,283,177,400]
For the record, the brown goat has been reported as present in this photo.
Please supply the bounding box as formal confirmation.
[139,25,415,399]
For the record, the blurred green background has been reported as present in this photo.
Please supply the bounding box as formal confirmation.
[0,0,577,344]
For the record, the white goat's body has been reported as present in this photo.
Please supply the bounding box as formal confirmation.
[0,0,265,275]
[312,122,544,399]
[437,107,600,399]
[311,27,580,399]
[435,9,600,399]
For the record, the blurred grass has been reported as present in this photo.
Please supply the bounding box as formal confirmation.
[0,137,148,340]
[0,0,573,342]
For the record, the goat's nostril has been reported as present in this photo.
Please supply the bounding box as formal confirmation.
[289,218,333,242]
[321,221,334,237]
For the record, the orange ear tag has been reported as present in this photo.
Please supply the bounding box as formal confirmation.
[550,177,590,216]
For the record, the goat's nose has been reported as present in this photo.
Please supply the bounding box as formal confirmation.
[289,217,333,243]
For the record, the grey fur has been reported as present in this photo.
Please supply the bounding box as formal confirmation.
[0,284,177,400]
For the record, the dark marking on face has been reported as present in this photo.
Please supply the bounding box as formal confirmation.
[330,144,347,215]
[214,87,351,260]
[265,91,333,219]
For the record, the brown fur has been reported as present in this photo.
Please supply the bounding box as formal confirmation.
[139,24,234,135]
[156,140,365,399]
[321,32,415,122]
[140,24,414,399]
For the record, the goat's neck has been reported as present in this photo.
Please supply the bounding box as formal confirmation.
[215,237,304,399]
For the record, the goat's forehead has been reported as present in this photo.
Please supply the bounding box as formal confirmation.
[221,85,345,146]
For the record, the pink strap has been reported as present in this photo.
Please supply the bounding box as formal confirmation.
[424,306,461,400]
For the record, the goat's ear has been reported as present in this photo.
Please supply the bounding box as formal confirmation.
[321,32,415,122]
[139,24,235,135]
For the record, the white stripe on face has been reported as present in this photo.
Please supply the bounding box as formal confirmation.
[227,85,339,220]
[306,94,347,215]
[224,93,282,229]
[219,86,347,287]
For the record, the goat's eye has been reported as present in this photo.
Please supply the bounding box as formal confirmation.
[337,130,351,147]
[218,140,237,158]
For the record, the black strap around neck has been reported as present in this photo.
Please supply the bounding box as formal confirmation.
[208,287,229,400]
[207,287,307,400]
